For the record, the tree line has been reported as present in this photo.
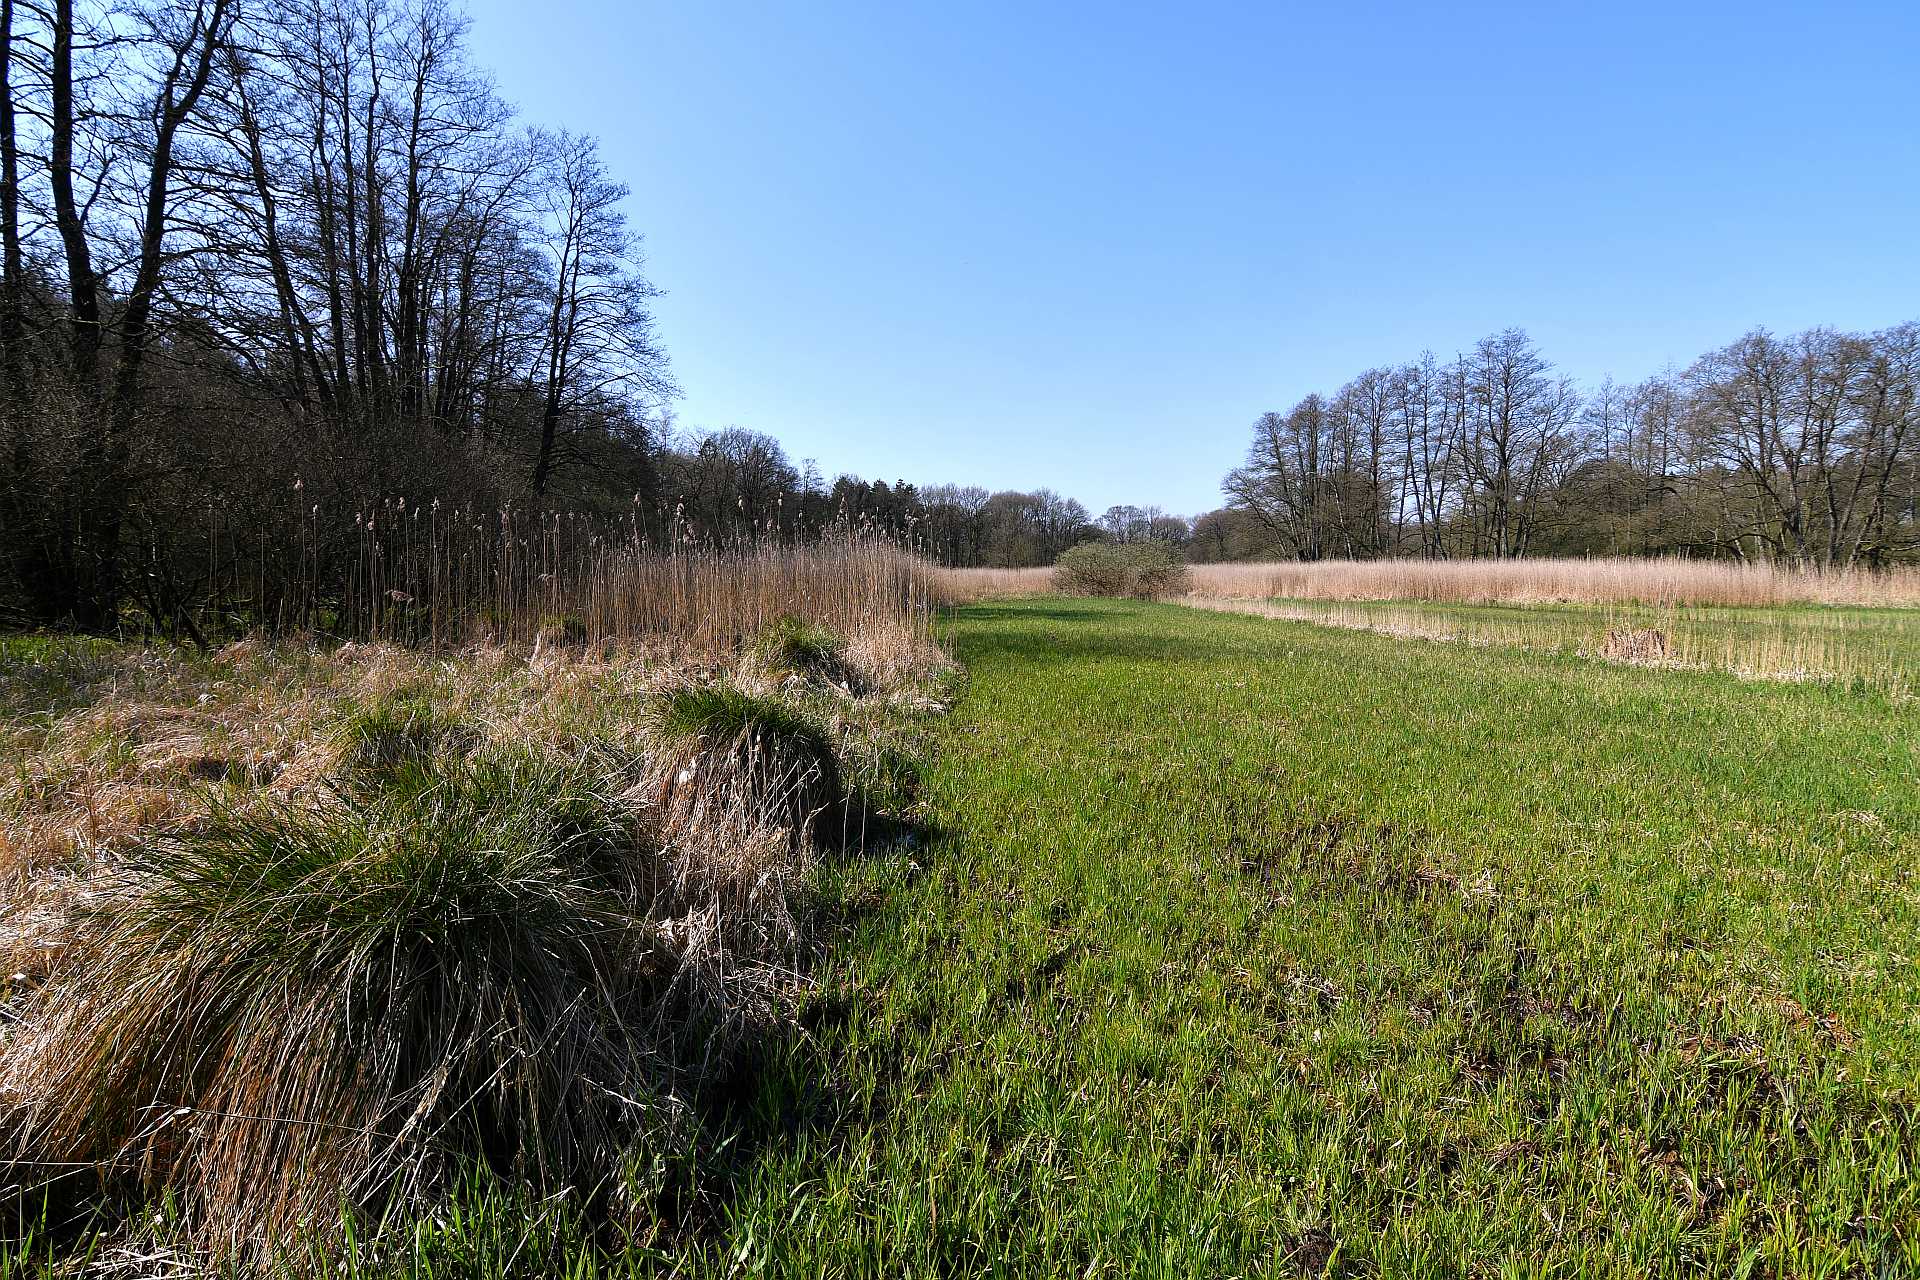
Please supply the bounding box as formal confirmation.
[0,0,1111,633]
[1219,323,1920,567]
[0,0,687,628]
[9,0,1906,636]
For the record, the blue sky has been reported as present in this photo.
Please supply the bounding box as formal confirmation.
[463,1,1920,517]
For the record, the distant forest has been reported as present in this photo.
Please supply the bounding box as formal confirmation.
[1,1,1914,632]
[1218,324,1920,570]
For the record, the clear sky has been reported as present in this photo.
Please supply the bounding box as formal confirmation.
[462,0,1920,517]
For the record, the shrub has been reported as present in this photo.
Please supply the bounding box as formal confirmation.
[0,751,685,1263]
[1054,542,1192,599]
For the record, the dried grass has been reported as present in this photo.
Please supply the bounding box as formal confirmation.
[843,616,957,696]
[933,566,1054,604]
[1186,595,1917,695]
[938,556,1920,609]
[286,514,942,655]
[2,753,693,1261]
[1601,627,1671,664]
[0,554,950,1264]
[642,683,842,845]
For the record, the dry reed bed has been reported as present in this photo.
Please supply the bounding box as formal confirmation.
[0,555,952,1267]
[1183,557,1920,608]
[933,566,1055,604]
[263,511,940,651]
[934,555,1920,690]
[939,556,1920,609]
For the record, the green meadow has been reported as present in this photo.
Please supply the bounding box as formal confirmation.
[686,598,1919,1277]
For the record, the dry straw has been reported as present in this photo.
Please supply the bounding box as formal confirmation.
[1181,557,1920,609]
[939,556,1920,609]
[229,502,940,652]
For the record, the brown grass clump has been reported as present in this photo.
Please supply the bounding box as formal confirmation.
[642,683,843,851]
[741,611,961,704]
[2,753,693,1261]
[1601,627,1672,664]
[745,615,866,694]
[844,617,957,701]
[0,693,850,1261]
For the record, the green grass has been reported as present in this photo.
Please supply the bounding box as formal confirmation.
[649,684,832,753]
[0,633,151,724]
[338,690,475,775]
[670,598,1920,1276]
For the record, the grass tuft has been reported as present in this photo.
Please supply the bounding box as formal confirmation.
[338,691,473,776]
[644,685,842,843]
[748,616,858,690]
[0,749,703,1264]
[650,685,833,762]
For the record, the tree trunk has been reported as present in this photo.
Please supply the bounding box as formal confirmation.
[89,0,230,629]
[0,0,24,405]
[49,0,99,386]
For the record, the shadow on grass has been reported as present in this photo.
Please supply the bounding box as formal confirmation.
[947,602,1115,624]
[0,634,141,723]
[657,762,951,1243]
[662,841,933,1243]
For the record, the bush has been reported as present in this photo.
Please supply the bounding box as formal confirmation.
[1053,542,1192,599]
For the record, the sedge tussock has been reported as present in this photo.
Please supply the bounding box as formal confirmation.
[642,683,843,851]
[0,749,779,1263]
[745,615,864,694]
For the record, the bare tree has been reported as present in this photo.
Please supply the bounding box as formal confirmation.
[1225,399,1326,560]
[528,131,668,494]
[1456,329,1583,557]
